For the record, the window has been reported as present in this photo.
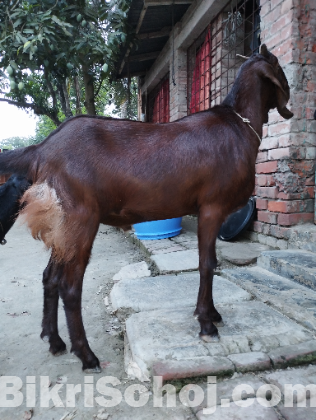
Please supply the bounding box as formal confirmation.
[148,74,170,123]
[187,0,261,114]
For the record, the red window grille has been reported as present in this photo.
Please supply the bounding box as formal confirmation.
[188,0,261,114]
[148,75,170,123]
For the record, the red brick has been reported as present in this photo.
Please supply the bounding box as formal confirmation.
[289,161,315,177]
[281,0,294,14]
[256,151,268,163]
[271,10,294,36]
[271,0,283,9]
[305,175,315,186]
[268,201,290,213]
[268,147,291,160]
[267,200,312,213]
[256,186,279,199]
[278,187,315,200]
[262,223,271,235]
[266,175,276,186]
[270,225,291,239]
[252,221,264,233]
[269,122,291,137]
[260,137,279,151]
[257,211,278,224]
[256,175,275,187]
[256,198,268,210]
[256,175,267,186]
[256,161,278,174]
[278,213,314,226]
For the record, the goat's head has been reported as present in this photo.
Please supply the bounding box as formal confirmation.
[258,44,293,120]
[237,44,293,122]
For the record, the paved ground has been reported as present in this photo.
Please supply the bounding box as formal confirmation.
[2,217,316,419]
[0,224,195,420]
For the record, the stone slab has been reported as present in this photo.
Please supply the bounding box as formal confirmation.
[151,249,199,273]
[278,405,316,420]
[227,352,271,373]
[223,266,316,330]
[196,399,279,420]
[152,356,234,381]
[190,374,265,414]
[110,273,252,313]
[125,302,313,379]
[220,243,270,266]
[112,261,151,281]
[264,365,316,404]
[268,340,316,369]
[258,250,316,290]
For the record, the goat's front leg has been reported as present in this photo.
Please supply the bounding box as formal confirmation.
[41,257,67,355]
[58,262,101,372]
[195,205,223,342]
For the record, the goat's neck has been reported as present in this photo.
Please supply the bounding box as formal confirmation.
[223,74,268,139]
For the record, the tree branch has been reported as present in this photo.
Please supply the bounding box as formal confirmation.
[94,78,104,99]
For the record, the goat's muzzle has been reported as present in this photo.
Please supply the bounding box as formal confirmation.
[1,238,7,245]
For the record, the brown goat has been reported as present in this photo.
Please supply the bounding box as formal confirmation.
[0,45,293,372]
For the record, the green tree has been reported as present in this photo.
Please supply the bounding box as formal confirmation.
[0,135,39,149]
[0,0,135,125]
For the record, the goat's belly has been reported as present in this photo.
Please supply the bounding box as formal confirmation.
[101,202,196,227]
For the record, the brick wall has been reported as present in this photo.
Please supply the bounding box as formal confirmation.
[251,0,316,240]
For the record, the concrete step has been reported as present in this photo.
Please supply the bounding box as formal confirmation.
[110,272,251,316]
[125,301,314,380]
[222,266,316,331]
[258,250,316,291]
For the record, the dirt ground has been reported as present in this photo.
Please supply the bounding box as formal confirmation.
[1,223,194,420]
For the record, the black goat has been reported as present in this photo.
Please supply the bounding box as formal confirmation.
[0,174,31,244]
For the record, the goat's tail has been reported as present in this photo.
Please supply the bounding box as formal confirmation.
[0,146,38,178]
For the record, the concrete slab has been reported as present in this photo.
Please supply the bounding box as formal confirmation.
[264,365,316,404]
[223,266,316,330]
[220,242,270,266]
[112,261,151,281]
[196,399,280,420]
[258,250,316,290]
[268,340,316,369]
[227,352,271,373]
[125,302,313,379]
[190,374,265,414]
[110,273,252,313]
[152,356,235,381]
[278,404,316,420]
[151,249,199,273]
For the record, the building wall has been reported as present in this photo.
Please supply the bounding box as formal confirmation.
[252,0,316,243]
[140,0,316,244]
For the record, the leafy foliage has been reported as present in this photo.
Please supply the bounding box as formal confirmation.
[0,0,137,128]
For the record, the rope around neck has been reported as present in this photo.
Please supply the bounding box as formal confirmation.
[234,111,262,144]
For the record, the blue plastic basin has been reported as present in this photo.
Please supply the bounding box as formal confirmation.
[133,218,182,240]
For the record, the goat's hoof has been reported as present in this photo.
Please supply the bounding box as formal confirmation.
[52,349,68,356]
[41,335,49,343]
[1,239,7,245]
[84,366,102,374]
[213,320,224,328]
[200,334,220,343]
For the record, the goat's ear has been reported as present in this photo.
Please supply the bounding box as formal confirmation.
[258,62,294,120]
[259,44,270,58]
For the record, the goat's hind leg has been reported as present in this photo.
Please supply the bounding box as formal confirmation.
[41,256,67,355]
[57,214,101,372]
[195,205,224,342]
